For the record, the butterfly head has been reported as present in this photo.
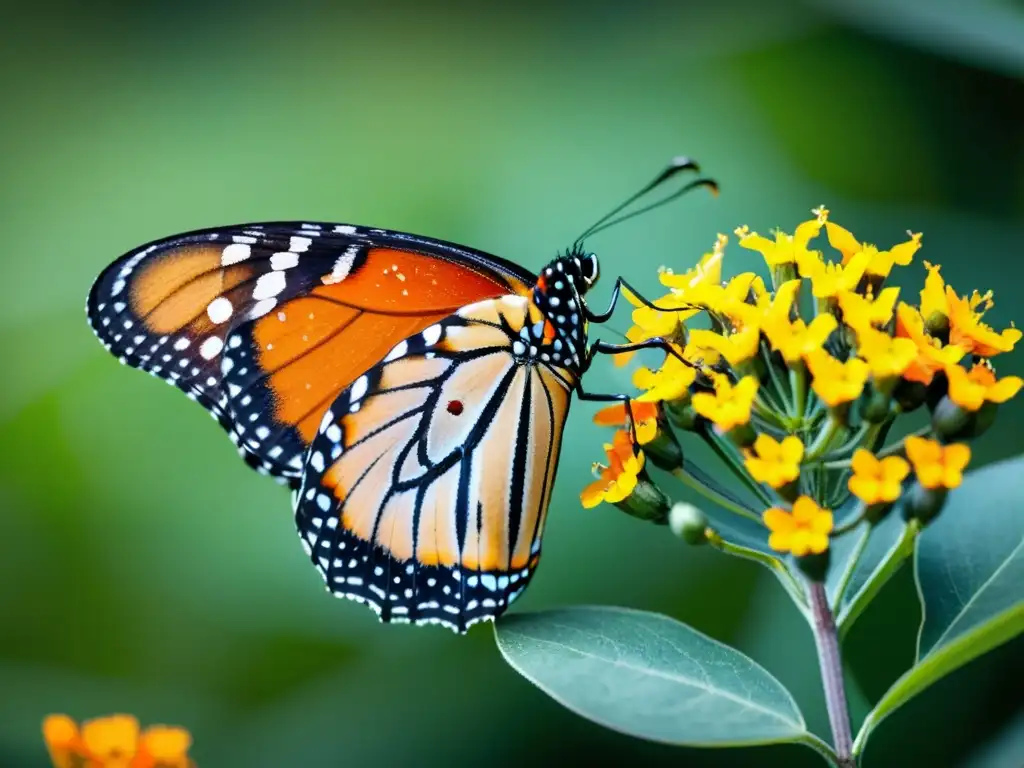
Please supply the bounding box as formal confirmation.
[527,250,600,371]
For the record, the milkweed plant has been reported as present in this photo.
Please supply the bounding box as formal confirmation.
[493,207,1024,767]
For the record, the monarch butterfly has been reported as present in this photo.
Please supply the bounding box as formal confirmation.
[86,159,715,632]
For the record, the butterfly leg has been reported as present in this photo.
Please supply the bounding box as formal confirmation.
[584,277,698,324]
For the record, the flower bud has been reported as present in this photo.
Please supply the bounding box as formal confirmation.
[893,378,928,413]
[924,312,950,343]
[644,422,683,472]
[723,422,756,449]
[795,550,831,582]
[931,396,973,441]
[664,400,699,431]
[863,500,896,525]
[668,503,709,545]
[863,388,893,423]
[614,473,672,524]
[902,482,948,526]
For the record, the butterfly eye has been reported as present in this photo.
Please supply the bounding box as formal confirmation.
[447,399,465,416]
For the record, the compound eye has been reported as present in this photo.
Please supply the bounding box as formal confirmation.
[585,254,600,285]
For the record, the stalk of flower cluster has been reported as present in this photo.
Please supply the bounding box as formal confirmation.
[808,582,856,768]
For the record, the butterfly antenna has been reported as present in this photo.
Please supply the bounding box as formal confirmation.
[573,157,718,248]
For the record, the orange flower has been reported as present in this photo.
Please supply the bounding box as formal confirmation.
[895,303,966,385]
[947,288,1021,356]
[945,361,1023,411]
[581,430,645,508]
[43,713,194,768]
[593,400,660,445]
[763,497,834,556]
[905,436,970,490]
[848,449,910,504]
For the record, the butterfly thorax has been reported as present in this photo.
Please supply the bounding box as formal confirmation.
[524,250,600,375]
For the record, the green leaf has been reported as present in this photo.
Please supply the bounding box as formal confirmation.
[495,606,827,753]
[854,457,1024,756]
[825,513,915,635]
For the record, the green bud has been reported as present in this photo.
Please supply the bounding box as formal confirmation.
[931,396,974,441]
[863,388,893,423]
[795,549,831,582]
[893,378,928,413]
[669,503,709,545]
[902,482,948,526]
[614,474,671,524]
[664,400,699,431]
[724,422,756,449]
[863,500,895,525]
[644,421,683,472]
[924,312,950,343]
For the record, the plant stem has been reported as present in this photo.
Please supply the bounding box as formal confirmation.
[808,581,856,768]
[875,425,932,458]
[831,522,870,605]
[670,467,761,523]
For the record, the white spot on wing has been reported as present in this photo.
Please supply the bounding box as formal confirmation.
[207,297,233,324]
[270,251,299,270]
[421,324,442,346]
[221,243,251,265]
[199,337,224,359]
[253,271,287,300]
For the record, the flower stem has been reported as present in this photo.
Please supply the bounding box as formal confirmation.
[670,467,761,523]
[805,415,842,461]
[832,521,870,605]
[875,426,932,458]
[808,581,856,767]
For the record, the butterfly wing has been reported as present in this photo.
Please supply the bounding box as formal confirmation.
[295,295,576,632]
[87,222,535,486]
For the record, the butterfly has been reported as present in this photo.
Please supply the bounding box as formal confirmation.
[86,159,715,633]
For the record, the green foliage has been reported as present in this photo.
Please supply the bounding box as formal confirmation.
[498,458,1024,766]
[495,606,818,749]
[854,457,1024,756]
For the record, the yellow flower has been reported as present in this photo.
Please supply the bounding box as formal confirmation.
[919,261,949,324]
[848,449,910,504]
[634,352,698,403]
[806,349,870,406]
[593,400,661,445]
[802,249,871,299]
[856,326,919,381]
[736,214,823,269]
[765,313,838,363]
[944,361,1024,412]
[43,713,194,768]
[825,222,921,278]
[744,434,804,488]
[895,303,967,385]
[763,496,833,556]
[692,374,759,431]
[905,436,970,490]
[581,430,645,508]
[838,286,901,330]
[947,287,1021,357]
[615,238,726,365]
[688,326,760,367]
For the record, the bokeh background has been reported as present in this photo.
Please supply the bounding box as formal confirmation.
[2,0,1022,765]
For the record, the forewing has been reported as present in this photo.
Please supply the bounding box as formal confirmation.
[87,222,534,485]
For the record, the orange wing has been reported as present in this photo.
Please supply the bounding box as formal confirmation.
[295,296,577,633]
[87,222,535,485]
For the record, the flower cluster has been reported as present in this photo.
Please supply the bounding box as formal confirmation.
[583,208,1020,571]
[43,713,194,768]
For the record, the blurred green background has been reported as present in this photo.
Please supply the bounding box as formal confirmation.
[2,0,1022,765]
